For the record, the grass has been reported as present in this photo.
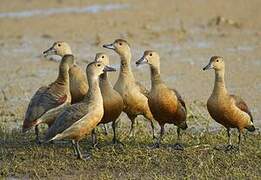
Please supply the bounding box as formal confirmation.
[0,106,260,179]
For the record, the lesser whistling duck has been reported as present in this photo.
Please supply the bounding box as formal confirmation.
[91,53,124,146]
[22,55,74,144]
[136,51,187,149]
[43,41,88,103]
[203,56,255,150]
[103,39,155,139]
[44,61,116,160]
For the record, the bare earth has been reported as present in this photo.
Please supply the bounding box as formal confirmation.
[0,0,260,179]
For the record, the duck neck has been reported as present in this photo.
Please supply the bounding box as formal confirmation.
[99,72,111,87]
[150,64,162,87]
[84,76,102,103]
[56,64,70,86]
[213,69,227,95]
[119,52,134,78]
[60,48,72,57]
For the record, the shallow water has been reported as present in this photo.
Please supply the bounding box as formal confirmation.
[0,3,129,18]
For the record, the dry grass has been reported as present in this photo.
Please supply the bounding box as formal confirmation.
[0,106,260,179]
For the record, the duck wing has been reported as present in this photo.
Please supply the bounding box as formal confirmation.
[171,88,187,112]
[230,95,253,122]
[24,85,67,125]
[44,103,88,141]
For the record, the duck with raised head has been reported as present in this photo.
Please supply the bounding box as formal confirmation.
[45,61,116,160]
[43,41,88,103]
[103,39,155,139]
[22,55,74,144]
[91,53,124,146]
[136,51,187,149]
[203,56,255,151]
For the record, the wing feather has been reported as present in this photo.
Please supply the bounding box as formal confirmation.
[45,103,88,141]
[230,95,253,122]
[24,85,67,126]
[172,88,186,112]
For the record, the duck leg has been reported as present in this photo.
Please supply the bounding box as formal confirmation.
[71,140,77,156]
[74,141,83,159]
[112,120,124,146]
[153,124,164,148]
[150,121,156,139]
[227,128,231,145]
[173,127,184,150]
[35,125,41,144]
[225,128,234,151]
[103,124,108,136]
[128,114,137,138]
[237,128,242,152]
[91,129,98,148]
[144,112,156,139]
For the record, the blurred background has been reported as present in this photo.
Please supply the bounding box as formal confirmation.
[0,0,260,131]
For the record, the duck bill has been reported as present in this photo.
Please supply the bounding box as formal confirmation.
[203,63,213,71]
[43,47,56,56]
[102,43,115,50]
[103,65,116,72]
[135,56,147,66]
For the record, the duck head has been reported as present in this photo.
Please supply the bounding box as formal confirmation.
[203,56,225,71]
[103,39,130,57]
[43,41,72,57]
[136,50,160,68]
[86,61,116,79]
[94,53,110,66]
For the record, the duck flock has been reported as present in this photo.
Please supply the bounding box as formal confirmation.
[21,39,256,160]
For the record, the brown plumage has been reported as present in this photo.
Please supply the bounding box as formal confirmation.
[45,61,116,159]
[91,53,124,145]
[103,39,155,139]
[203,56,255,150]
[43,41,88,103]
[136,50,187,149]
[22,55,74,143]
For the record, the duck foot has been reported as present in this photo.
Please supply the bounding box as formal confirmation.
[112,139,124,147]
[225,144,236,151]
[149,142,160,149]
[173,143,184,150]
[214,144,239,152]
[91,143,100,150]
[78,153,92,161]
[35,138,42,145]
[225,145,240,153]
[152,135,157,140]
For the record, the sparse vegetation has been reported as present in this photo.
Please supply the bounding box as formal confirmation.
[0,106,260,179]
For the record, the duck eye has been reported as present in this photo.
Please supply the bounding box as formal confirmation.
[119,43,122,46]
[58,44,61,47]
[149,53,152,56]
[216,60,219,62]
[102,56,104,58]
[97,64,101,67]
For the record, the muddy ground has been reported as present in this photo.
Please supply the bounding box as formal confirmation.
[0,0,260,179]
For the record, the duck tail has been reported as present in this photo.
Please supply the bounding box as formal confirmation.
[246,125,255,132]
[44,133,62,143]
